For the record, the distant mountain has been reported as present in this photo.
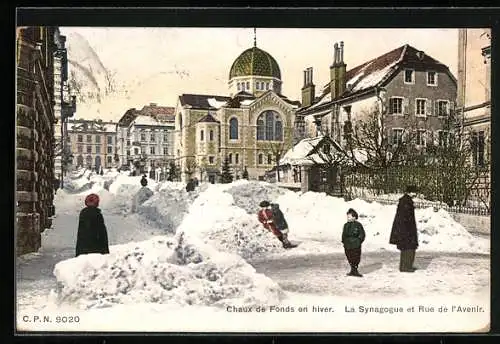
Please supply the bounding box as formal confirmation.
[66,31,122,105]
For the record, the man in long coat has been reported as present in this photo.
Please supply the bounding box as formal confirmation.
[76,193,110,257]
[389,185,419,272]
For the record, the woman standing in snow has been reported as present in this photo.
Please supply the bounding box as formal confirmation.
[389,185,419,272]
[76,193,110,257]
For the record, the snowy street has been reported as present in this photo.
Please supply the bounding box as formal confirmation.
[16,170,490,333]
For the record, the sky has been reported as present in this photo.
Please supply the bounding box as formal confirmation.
[60,27,462,121]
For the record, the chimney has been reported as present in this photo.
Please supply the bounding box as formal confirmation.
[301,67,316,107]
[330,43,339,99]
[338,41,347,96]
[150,102,157,106]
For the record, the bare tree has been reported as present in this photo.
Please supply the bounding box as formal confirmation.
[184,158,198,178]
[264,127,294,182]
[344,106,422,170]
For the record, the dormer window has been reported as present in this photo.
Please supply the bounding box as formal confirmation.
[237,83,241,91]
[404,69,415,84]
[427,71,438,86]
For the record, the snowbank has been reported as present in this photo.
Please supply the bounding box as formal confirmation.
[53,234,284,310]
[176,183,285,259]
[134,186,196,233]
[275,192,489,254]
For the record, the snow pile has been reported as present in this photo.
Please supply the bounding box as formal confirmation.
[226,181,291,214]
[53,234,284,310]
[131,187,154,213]
[274,191,489,253]
[135,186,197,233]
[63,170,95,193]
[177,182,285,259]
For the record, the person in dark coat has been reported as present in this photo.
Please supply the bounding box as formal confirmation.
[270,203,293,248]
[342,208,366,277]
[389,185,419,272]
[193,177,199,187]
[76,193,110,257]
[258,201,291,249]
[186,178,195,192]
[140,175,148,187]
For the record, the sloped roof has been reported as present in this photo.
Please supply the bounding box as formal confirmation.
[133,115,171,127]
[179,94,232,110]
[117,108,140,127]
[300,44,456,114]
[280,135,343,166]
[140,104,175,122]
[198,113,220,123]
[68,120,117,133]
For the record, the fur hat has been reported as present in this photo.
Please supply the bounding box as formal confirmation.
[85,193,100,207]
[405,185,417,194]
[259,200,270,208]
[347,208,358,219]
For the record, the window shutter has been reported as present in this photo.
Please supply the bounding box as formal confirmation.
[403,98,409,115]
[448,100,455,116]
[426,99,433,116]
[434,100,439,117]
[388,99,393,114]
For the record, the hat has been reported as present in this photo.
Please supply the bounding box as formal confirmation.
[85,193,100,207]
[259,200,270,208]
[405,185,418,193]
[346,208,358,219]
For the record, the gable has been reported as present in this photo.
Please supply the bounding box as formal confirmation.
[249,90,297,116]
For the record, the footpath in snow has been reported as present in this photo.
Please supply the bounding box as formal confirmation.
[16,169,490,333]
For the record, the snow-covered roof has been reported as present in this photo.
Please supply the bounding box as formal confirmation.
[207,98,228,109]
[240,99,253,106]
[132,115,170,127]
[280,135,343,166]
[104,123,117,133]
[300,44,455,115]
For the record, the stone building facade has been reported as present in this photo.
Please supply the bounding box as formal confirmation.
[16,26,58,255]
[458,29,491,168]
[116,104,176,174]
[68,119,118,170]
[297,43,457,148]
[292,42,457,193]
[175,43,300,183]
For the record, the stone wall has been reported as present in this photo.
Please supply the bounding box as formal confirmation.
[16,27,56,256]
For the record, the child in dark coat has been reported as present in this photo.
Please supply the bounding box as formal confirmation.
[76,193,110,257]
[341,208,366,277]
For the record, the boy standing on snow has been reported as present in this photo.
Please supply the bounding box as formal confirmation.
[76,193,110,257]
[341,208,366,277]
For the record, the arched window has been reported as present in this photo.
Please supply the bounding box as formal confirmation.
[229,117,238,140]
[256,110,284,141]
[200,129,204,141]
[237,83,241,91]
[77,155,84,167]
[209,130,214,141]
[235,153,239,164]
[267,154,272,164]
[258,154,263,165]
[246,81,250,90]
[229,153,233,164]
